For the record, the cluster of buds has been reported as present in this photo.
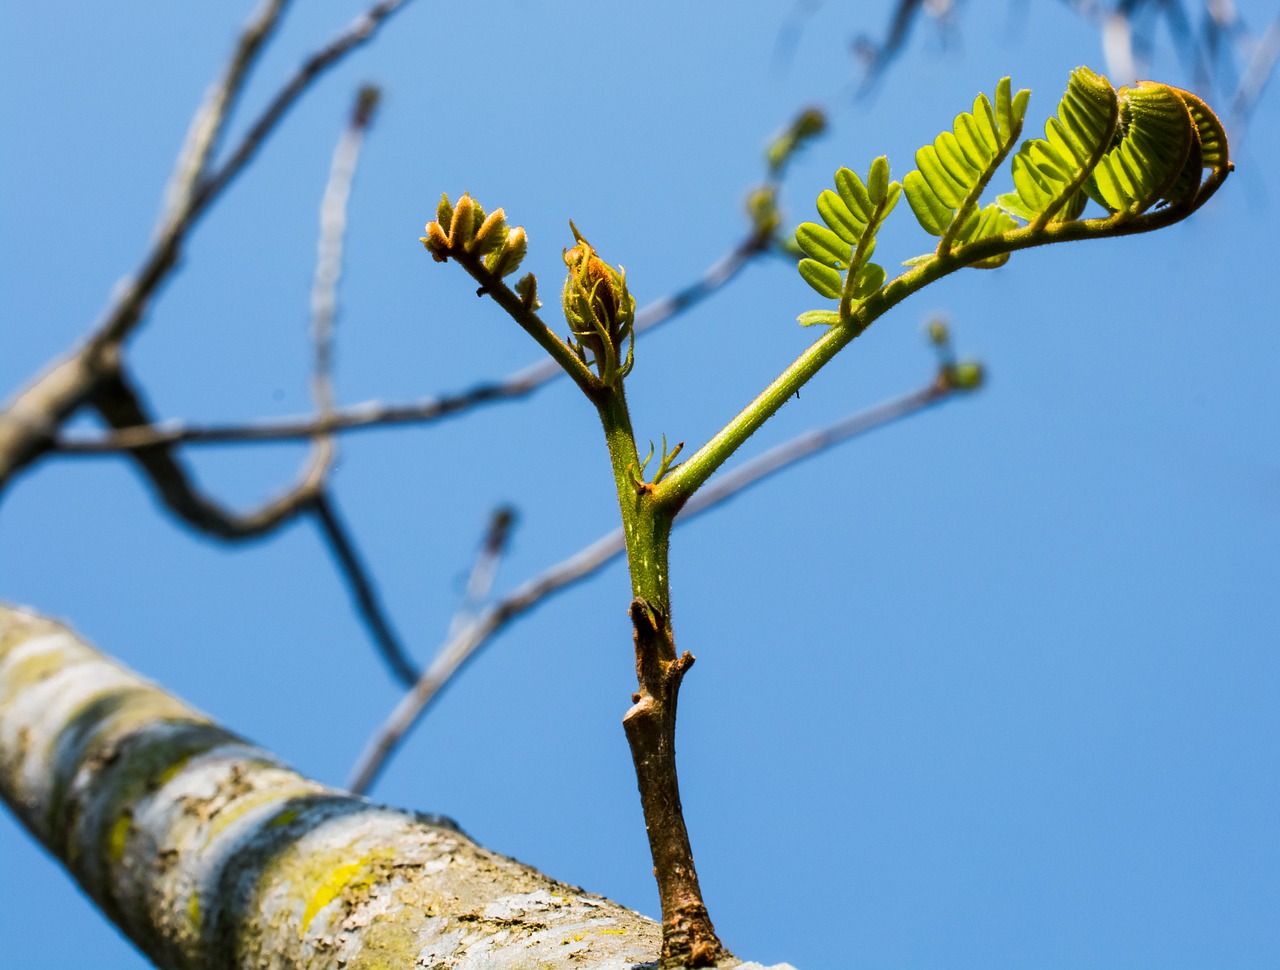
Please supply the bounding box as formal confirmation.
[421,193,528,280]
[562,222,635,386]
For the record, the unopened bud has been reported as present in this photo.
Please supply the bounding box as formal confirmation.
[421,221,451,261]
[436,193,454,229]
[515,272,540,310]
[561,222,635,380]
[449,193,476,249]
[948,360,985,390]
[487,226,528,278]
[471,208,508,255]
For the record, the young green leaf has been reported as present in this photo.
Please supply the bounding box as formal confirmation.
[796,309,842,327]
[816,190,867,244]
[796,224,852,268]
[852,263,886,298]
[797,259,843,299]
[1169,87,1231,209]
[794,160,900,321]
[835,167,874,222]
[903,76,1030,256]
[867,156,891,205]
[996,67,1119,227]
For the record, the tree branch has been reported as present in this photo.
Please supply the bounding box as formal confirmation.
[448,506,518,639]
[158,0,291,236]
[89,367,332,539]
[0,606,678,970]
[311,491,420,687]
[0,0,413,494]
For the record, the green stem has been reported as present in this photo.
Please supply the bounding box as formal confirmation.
[596,388,671,609]
[453,252,602,400]
[657,203,1195,510]
[595,383,726,968]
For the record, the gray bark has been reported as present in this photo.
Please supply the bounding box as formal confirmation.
[0,604,790,969]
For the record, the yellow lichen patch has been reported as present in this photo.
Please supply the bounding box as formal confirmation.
[268,807,301,828]
[187,889,201,933]
[302,860,365,933]
[300,847,396,936]
[0,646,72,704]
[107,810,132,863]
[598,928,627,935]
[153,750,200,790]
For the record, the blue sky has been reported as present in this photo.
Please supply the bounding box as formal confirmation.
[2,2,1277,968]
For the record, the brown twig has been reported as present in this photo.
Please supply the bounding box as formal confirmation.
[347,371,963,795]
[622,599,721,968]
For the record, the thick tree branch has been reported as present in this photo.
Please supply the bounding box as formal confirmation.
[0,606,681,970]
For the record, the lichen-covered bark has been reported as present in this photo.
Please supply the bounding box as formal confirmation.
[0,605,790,970]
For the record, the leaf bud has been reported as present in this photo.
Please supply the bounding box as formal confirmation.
[561,222,635,380]
[436,192,454,228]
[946,360,985,390]
[486,226,528,278]
[471,208,508,255]
[766,106,828,175]
[515,272,541,310]
[449,193,477,249]
[421,221,451,262]
[746,185,781,237]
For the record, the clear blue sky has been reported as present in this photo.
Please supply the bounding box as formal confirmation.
[2,2,1277,968]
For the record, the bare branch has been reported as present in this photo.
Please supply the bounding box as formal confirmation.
[301,87,421,687]
[312,85,380,416]
[91,0,413,353]
[312,491,420,686]
[448,506,518,639]
[89,369,332,540]
[0,1,412,493]
[1232,14,1280,124]
[347,371,966,794]
[50,231,771,454]
[193,1,412,234]
[851,0,927,97]
[158,0,291,235]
